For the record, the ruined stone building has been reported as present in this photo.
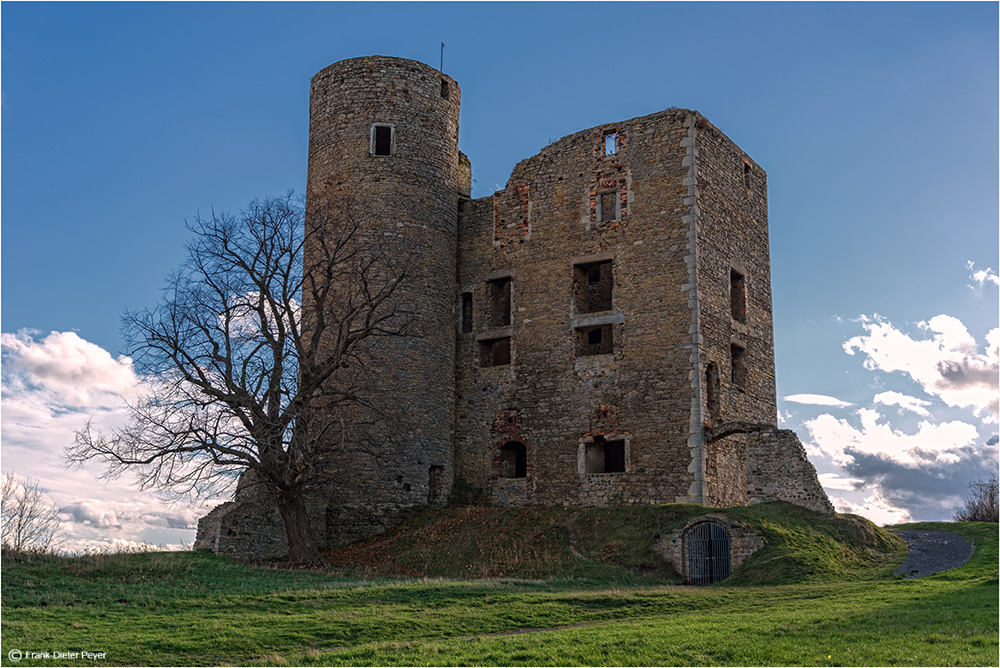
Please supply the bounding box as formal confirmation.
[196,56,832,559]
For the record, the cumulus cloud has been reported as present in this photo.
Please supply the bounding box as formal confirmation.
[783,394,853,408]
[831,489,913,526]
[873,391,932,417]
[1,330,138,406]
[1,330,212,552]
[967,261,1000,290]
[807,408,981,468]
[817,472,864,491]
[844,315,999,422]
[807,408,997,520]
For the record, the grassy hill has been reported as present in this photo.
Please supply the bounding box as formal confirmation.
[324,501,906,585]
[2,506,996,666]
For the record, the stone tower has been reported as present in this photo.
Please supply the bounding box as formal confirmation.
[304,56,464,519]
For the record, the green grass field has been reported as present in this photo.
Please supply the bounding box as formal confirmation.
[2,505,996,666]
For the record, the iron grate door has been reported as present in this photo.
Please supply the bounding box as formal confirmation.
[687,522,732,585]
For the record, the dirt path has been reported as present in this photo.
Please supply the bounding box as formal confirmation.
[891,530,974,578]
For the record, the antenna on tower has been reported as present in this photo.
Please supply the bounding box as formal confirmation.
[440,42,445,72]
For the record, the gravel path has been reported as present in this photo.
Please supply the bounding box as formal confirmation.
[891,530,974,578]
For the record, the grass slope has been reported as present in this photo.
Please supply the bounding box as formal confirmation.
[1,509,996,667]
[325,502,907,585]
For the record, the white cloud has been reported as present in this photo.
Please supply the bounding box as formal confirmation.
[783,393,853,408]
[806,408,980,468]
[1,330,214,552]
[873,390,932,417]
[844,315,999,422]
[817,472,864,491]
[1,330,138,406]
[832,489,912,526]
[967,260,1000,290]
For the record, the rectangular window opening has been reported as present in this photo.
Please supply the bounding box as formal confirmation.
[599,191,618,223]
[731,343,747,389]
[480,337,511,367]
[577,324,613,356]
[574,260,613,313]
[460,292,473,333]
[487,276,512,328]
[604,439,626,473]
[441,79,450,99]
[373,125,393,157]
[730,268,746,323]
[585,436,626,473]
[743,162,752,189]
[604,131,617,156]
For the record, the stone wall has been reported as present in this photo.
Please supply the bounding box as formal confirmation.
[455,109,700,507]
[747,428,835,514]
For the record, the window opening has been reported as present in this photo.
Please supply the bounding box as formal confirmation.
[487,276,512,328]
[499,441,527,478]
[577,324,613,356]
[372,125,393,157]
[599,191,618,223]
[731,343,747,389]
[705,362,721,421]
[730,268,746,323]
[743,162,752,189]
[441,79,450,99]
[460,292,473,333]
[604,131,617,156]
[585,436,626,473]
[574,260,613,313]
[480,337,511,367]
[687,522,732,585]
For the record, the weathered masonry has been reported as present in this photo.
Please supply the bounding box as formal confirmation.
[196,55,832,559]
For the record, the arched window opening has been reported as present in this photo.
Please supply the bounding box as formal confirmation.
[500,441,527,478]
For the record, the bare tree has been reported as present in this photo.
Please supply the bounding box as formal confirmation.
[1,472,62,553]
[954,474,999,523]
[70,194,410,565]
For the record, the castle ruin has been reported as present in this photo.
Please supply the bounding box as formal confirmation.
[196,56,832,559]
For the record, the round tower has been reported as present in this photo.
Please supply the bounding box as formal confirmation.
[305,56,461,519]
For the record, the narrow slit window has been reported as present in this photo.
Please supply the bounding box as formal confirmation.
[487,276,512,328]
[441,79,450,99]
[574,260,613,312]
[731,343,747,389]
[372,124,393,157]
[460,292,473,333]
[706,362,721,421]
[599,191,618,223]
[604,131,617,156]
[730,268,747,322]
[743,162,752,189]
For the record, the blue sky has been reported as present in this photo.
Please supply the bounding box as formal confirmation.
[2,2,997,549]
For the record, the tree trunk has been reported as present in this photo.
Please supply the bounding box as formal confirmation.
[275,490,326,567]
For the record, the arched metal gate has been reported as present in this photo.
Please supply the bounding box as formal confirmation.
[687,522,731,585]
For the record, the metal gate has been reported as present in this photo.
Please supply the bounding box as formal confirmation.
[687,522,731,585]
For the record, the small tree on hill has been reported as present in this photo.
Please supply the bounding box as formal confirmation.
[1,472,62,553]
[69,193,410,566]
[953,474,999,523]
